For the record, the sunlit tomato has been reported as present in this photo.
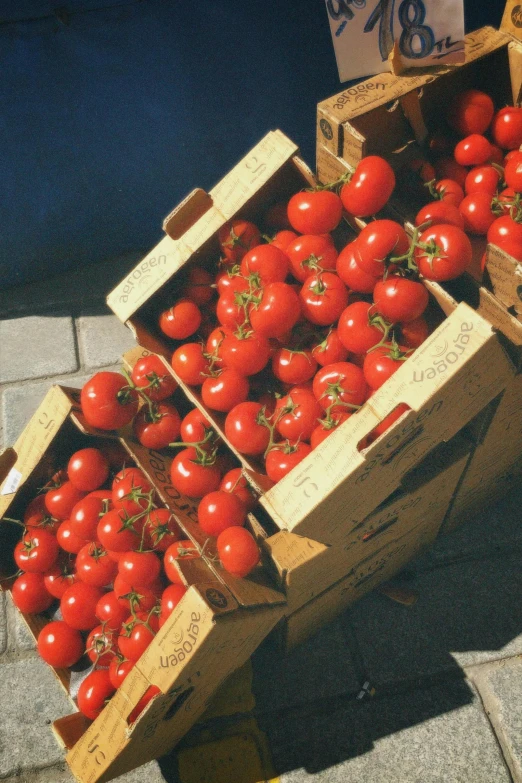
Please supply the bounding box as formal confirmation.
[225,402,271,456]
[218,220,261,264]
[337,302,383,354]
[340,156,395,217]
[220,331,271,376]
[56,520,87,554]
[14,529,59,573]
[265,442,312,483]
[313,362,368,412]
[77,669,116,720]
[97,508,140,553]
[271,347,317,385]
[271,229,299,251]
[45,481,86,521]
[182,265,214,306]
[164,540,201,584]
[399,316,430,349]
[131,354,177,401]
[37,621,84,668]
[363,345,408,389]
[355,220,409,277]
[447,90,494,136]
[44,562,76,599]
[61,582,103,630]
[197,490,246,537]
[118,551,161,589]
[217,527,260,578]
[96,591,128,630]
[220,468,257,511]
[336,241,376,293]
[113,574,160,613]
[491,106,522,150]
[299,272,348,326]
[201,369,249,412]
[133,402,182,450]
[459,192,495,235]
[434,157,468,188]
[70,494,108,541]
[275,388,323,442]
[67,448,109,492]
[310,412,351,449]
[286,234,338,282]
[81,372,138,430]
[373,276,429,323]
[216,290,250,330]
[159,584,188,628]
[287,190,343,234]
[433,179,464,206]
[240,244,289,285]
[145,508,181,553]
[415,201,465,230]
[415,225,472,281]
[12,572,54,614]
[112,472,153,517]
[118,611,159,662]
[159,299,201,340]
[170,448,222,498]
[86,625,117,666]
[171,342,210,386]
[487,216,522,261]
[249,282,301,337]
[311,328,349,366]
[180,408,211,444]
[76,543,118,587]
[464,165,500,196]
[504,153,522,192]
[109,657,135,689]
[454,134,491,167]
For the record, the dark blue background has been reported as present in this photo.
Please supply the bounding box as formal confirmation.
[1,1,505,287]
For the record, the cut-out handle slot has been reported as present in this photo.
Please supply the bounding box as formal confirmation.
[357,403,411,452]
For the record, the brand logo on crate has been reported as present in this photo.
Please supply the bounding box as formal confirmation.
[118,255,168,303]
[205,588,228,609]
[412,322,473,382]
[512,5,522,27]
[319,119,334,140]
[332,82,386,110]
[159,611,201,668]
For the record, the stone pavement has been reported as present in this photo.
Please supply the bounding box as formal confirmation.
[1,258,522,783]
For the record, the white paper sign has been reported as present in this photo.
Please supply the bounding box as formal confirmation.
[325,0,465,83]
[0,467,22,495]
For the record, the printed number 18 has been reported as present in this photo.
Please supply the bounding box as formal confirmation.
[364,0,435,61]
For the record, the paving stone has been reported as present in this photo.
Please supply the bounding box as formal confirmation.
[265,679,511,783]
[252,617,360,713]
[1,759,166,782]
[0,369,120,448]
[0,657,75,777]
[0,315,78,384]
[5,593,36,652]
[473,658,522,782]
[347,554,522,687]
[0,591,7,655]
[76,311,137,370]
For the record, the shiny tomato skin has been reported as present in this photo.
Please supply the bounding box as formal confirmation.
[217,526,260,577]
[197,490,246,537]
[310,412,351,449]
[86,625,117,666]
[113,574,160,613]
[447,90,494,136]
[159,584,188,628]
[61,582,103,630]
[70,494,108,541]
[44,563,76,599]
[265,443,312,483]
[491,106,522,150]
[170,448,222,498]
[336,241,376,293]
[159,299,201,340]
[131,354,177,401]
[164,540,200,584]
[12,572,54,614]
[434,179,464,206]
[118,551,161,589]
[37,621,84,668]
[171,343,210,386]
[399,316,430,349]
[109,657,134,689]
[81,372,138,431]
[97,508,140,553]
[240,244,289,285]
[201,369,249,413]
[225,402,270,456]
[454,134,491,167]
[337,302,383,354]
[14,529,59,573]
[373,277,429,323]
[144,508,182,553]
[271,229,299,251]
[459,193,495,235]
[504,154,522,192]
[313,362,368,412]
[312,328,349,366]
[77,669,116,720]
[299,272,348,326]
[250,282,301,337]
[363,346,406,390]
[275,388,323,442]
[95,591,128,630]
[286,234,338,282]
[133,402,181,450]
[434,158,468,188]
[415,201,465,230]
[464,166,500,196]
[112,472,153,517]
[220,468,257,511]
[287,191,343,234]
[45,481,86,521]
[56,519,87,554]
[340,156,395,217]
[487,216,522,261]
[220,331,271,376]
[180,408,211,443]
[118,612,159,662]
[67,448,109,492]
[219,220,261,264]
[76,543,118,587]
[355,220,409,277]
[415,225,472,281]
[272,347,317,385]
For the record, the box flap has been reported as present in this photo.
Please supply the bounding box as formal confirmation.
[486,243,522,313]
[502,1,522,41]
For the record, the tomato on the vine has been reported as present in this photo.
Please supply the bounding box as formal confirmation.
[218,220,261,264]
[118,612,159,662]
[240,244,289,285]
[170,447,222,498]
[220,468,257,511]
[70,494,110,541]
[250,282,301,337]
[340,156,395,217]
[487,216,522,261]
[81,372,138,431]
[198,490,246,537]
[287,190,343,234]
[459,192,495,235]
[464,166,500,197]
[491,106,522,150]
[220,330,271,376]
[225,402,270,456]
[373,276,429,323]
[61,582,103,630]
[271,348,318,385]
[131,354,177,401]
[286,234,338,282]
[299,272,348,326]
[86,625,117,666]
[171,343,210,386]
[180,408,211,444]
[312,362,368,412]
[336,241,377,293]
[118,551,161,589]
[355,220,409,277]
[337,302,384,354]
[433,179,464,206]
[201,369,249,413]
[311,328,349,366]
[164,540,201,584]
[96,591,128,630]
[415,201,465,230]
[447,90,494,136]
[159,584,188,628]
[275,388,322,442]
[265,442,312,483]
[454,134,491,167]
[133,402,182,450]
[415,225,472,281]
[363,345,408,390]
[14,529,59,573]
[76,543,118,587]
[77,669,116,720]
[45,481,86,521]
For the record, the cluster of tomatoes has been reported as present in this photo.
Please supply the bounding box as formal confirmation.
[408,89,522,265]
[9,445,225,722]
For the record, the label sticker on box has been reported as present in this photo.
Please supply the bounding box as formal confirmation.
[325,0,465,83]
[1,468,22,495]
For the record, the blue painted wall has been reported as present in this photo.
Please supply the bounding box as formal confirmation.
[1,1,505,287]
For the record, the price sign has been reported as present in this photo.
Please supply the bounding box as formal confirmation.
[326,0,465,83]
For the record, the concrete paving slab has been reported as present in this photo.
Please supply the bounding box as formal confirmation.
[5,593,36,653]
[0,315,78,385]
[265,679,511,783]
[347,554,522,687]
[1,759,166,782]
[0,592,7,656]
[76,311,137,370]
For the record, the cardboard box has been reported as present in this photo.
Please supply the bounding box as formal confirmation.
[0,386,285,783]
[483,243,522,318]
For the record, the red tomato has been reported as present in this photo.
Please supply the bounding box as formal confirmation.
[311,328,349,366]
[70,494,110,541]
[159,584,188,628]
[249,282,301,337]
[447,90,494,136]
[310,412,351,449]
[504,154,522,192]
[182,265,214,306]
[44,563,76,599]
[373,277,429,323]
[171,343,210,386]
[220,468,257,511]
[287,190,343,234]
[170,447,222,498]
[218,220,261,264]
[487,216,522,261]
[14,529,59,573]
[454,134,491,167]
[286,234,338,282]
[271,347,317,385]
[77,669,116,720]
[109,657,134,689]
[488,144,504,165]
[201,369,249,412]
[265,442,312,483]
[220,331,271,376]
[76,543,118,587]
[399,317,430,349]
[113,574,160,613]
[336,241,377,293]
[415,225,472,281]
[118,612,159,662]
[366,402,410,444]
[337,302,384,354]
[145,508,181,553]
[12,572,53,614]
[159,299,201,340]
[433,179,464,206]
[313,362,368,412]
[415,201,465,230]
[198,490,246,537]
[23,495,47,522]
[363,345,408,389]
[25,510,60,535]
[133,402,182,450]
[164,540,200,584]
[96,591,128,630]
[496,187,518,217]
[45,481,86,521]
[464,166,500,196]
[61,582,103,630]
[340,156,395,217]
[275,388,323,442]
[118,551,161,588]
[217,526,259,577]
[67,448,109,492]
[270,229,299,251]
[240,244,289,285]
[215,269,249,298]
[81,372,138,431]
[355,220,409,277]
[86,625,117,666]
[97,508,140,553]
[225,402,271,456]
[56,519,88,554]
[216,291,250,330]
[131,354,177,401]
[299,272,348,326]
[491,106,522,150]
[434,158,468,188]
[180,408,211,444]
[37,621,84,668]
[459,192,495,235]
[112,472,153,517]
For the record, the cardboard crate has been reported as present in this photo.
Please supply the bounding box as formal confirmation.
[0,386,285,783]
